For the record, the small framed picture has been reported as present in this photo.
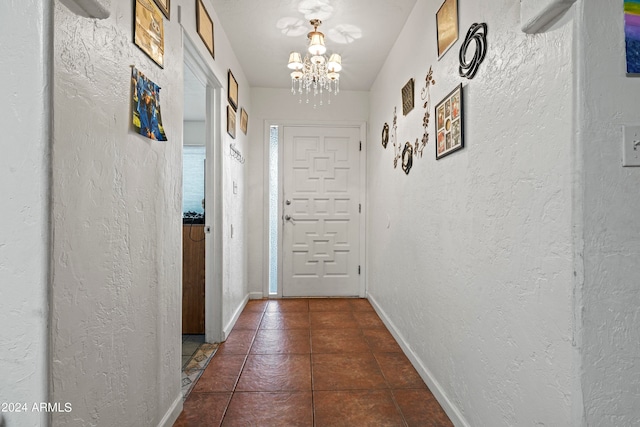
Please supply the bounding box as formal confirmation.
[196,0,214,59]
[152,0,169,19]
[240,108,248,134]
[228,70,238,111]
[227,105,236,139]
[401,78,415,116]
[436,0,458,59]
[435,83,464,159]
[134,0,165,68]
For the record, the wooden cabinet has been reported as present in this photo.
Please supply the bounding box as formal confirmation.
[182,224,205,334]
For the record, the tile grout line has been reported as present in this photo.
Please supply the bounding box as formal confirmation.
[219,301,268,426]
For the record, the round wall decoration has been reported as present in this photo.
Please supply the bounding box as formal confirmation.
[382,123,389,148]
[401,142,413,175]
[459,23,487,79]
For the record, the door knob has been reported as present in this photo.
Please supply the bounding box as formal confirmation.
[285,199,291,205]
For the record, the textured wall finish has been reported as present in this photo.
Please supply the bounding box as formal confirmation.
[51,0,184,425]
[577,1,640,425]
[367,0,575,425]
[0,1,51,426]
[51,0,251,423]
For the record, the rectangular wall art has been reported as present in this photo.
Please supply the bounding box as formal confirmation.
[196,0,214,59]
[435,84,463,159]
[436,0,458,59]
[134,0,164,67]
[625,0,640,74]
[131,67,167,141]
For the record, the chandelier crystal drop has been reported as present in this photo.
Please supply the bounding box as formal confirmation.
[287,19,342,106]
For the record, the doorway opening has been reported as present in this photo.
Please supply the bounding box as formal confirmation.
[182,63,206,365]
[180,33,225,397]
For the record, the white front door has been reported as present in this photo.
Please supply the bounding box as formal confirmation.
[282,125,362,297]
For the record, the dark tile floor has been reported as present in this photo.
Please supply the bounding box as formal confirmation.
[174,298,453,427]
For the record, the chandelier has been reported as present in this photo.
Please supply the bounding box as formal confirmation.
[287,19,342,106]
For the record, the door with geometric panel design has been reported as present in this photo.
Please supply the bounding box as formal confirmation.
[282,125,361,297]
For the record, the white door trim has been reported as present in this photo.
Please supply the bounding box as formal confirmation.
[262,120,367,298]
[183,33,224,343]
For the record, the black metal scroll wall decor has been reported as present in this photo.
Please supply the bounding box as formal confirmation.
[401,142,413,174]
[459,23,487,79]
[382,122,389,148]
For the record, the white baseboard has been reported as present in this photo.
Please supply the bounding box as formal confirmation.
[249,292,264,300]
[223,294,250,340]
[157,393,183,427]
[367,295,470,427]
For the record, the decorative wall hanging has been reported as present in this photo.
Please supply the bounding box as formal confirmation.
[436,0,458,59]
[228,70,238,111]
[401,78,415,116]
[459,23,488,79]
[401,142,414,174]
[435,84,464,159]
[131,66,167,141]
[152,0,169,19]
[381,123,389,148]
[227,105,236,139]
[625,0,640,74]
[415,67,436,158]
[134,0,164,68]
[230,144,245,164]
[196,0,214,59]
[391,107,400,168]
[240,108,249,135]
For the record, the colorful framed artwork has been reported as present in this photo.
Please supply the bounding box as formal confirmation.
[196,0,214,59]
[435,84,463,159]
[227,105,236,139]
[131,66,167,141]
[401,78,415,116]
[625,0,640,74]
[240,108,248,134]
[134,0,165,68]
[153,0,170,19]
[228,70,238,111]
[436,0,458,59]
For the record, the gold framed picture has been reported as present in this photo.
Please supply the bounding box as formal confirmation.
[134,0,165,68]
[196,0,214,59]
[153,0,169,19]
[436,0,458,59]
[227,105,236,139]
[228,70,238,111]
[240,108,248,135]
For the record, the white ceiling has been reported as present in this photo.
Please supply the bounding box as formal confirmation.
[209,0,419,91]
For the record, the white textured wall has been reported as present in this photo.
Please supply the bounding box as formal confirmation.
[0,1,51,426]
[51,0,184,424]
[367,1,576,425]
[577,1,640,425]
[247,88,369,297]
[51,0,251,422]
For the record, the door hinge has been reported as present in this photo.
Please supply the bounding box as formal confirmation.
[359,141,362,151]
[359,203,361,213]
[358,265,361,275]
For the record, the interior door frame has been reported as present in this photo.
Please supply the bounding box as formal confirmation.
[262,120,367,298]
[183,33,224,343]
